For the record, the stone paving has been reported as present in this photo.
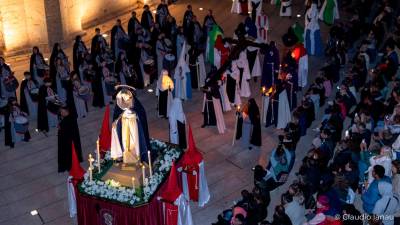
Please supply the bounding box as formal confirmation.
[0,0,344,224]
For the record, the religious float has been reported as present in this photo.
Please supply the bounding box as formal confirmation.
[76,140,183,225]
[74,86,208,225]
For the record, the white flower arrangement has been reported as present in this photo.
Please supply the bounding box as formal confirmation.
[79,139,183,206]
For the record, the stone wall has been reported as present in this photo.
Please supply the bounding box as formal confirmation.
[0,0,145,57]
[80,0,139,29]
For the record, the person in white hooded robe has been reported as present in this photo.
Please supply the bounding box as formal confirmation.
[157,70,174,118]
[232,51,251,98]
[168,98,187,149]
[305,3,324,56]
[174,42,192,101]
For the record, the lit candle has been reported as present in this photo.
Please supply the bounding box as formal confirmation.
[96,138,101,172]
[142,164,146,185]
[88,167,93,182]
[147,151,153,177]
[131,177,135,189]
[88,154,94,168]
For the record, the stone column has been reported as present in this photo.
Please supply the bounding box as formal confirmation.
[44,0,64,48]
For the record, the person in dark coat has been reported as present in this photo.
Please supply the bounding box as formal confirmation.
[29,46,48,84]
[141,5,154,31]
[261,41,280,89]
[271,205,292,225]
[72,35,87,75]
[111,19,128,59]
[37,78,59,134]
[127,11,141,39]
[90,28,108,60]
[58,106,83,173]
[183,5,194,38]
[19,71,39,117]
[49,43,68,90]
[248,98,262,147]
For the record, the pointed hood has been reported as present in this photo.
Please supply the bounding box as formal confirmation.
[161,162,182,203]
[174,41,190,80]
[69,143,85,180]
[99,105,111,152]
[182,125,203,166]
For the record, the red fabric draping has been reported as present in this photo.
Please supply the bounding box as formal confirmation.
[99,105,111,153]
[77,185,165,225]
[77,160,185,225]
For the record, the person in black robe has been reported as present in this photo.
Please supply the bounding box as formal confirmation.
[37,78,58,134]
[265,84,280,128]
[91,58,106,108]
[203,10,217,36]
[64,72,78,118]
[49,43,68,90]
[188,46,201,89]
[127,11,140,39]
[72,35,87,75]
[188,16,203,48]
[164,15,177,42]
[126,31,145,89]
[19,71,38,116]
[261,41,280,89]
[111,19,128,59]
[116,52,133,86]
[58,106,83,173]
[29,46,48,83]
[182,5,193,38]
[90,28,108,60]
[248,98,262,146]
[113,88,151,150]
[156,0,169,30]
[141,5,154,31]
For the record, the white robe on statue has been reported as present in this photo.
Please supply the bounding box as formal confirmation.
[277,90,291,129]
[174,42,190,100]
[169,98,186,145]
[110,110,140,163]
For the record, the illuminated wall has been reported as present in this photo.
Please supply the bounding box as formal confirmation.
[0,0,143,56]
[80,0,139,29]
